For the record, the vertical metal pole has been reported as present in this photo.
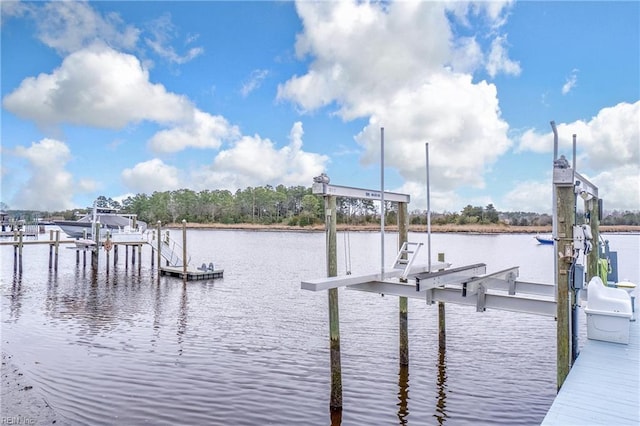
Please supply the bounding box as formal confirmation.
[425,143,432,272]
[398,202,409,366]
[380,127,385,275]
[326,195,342,412]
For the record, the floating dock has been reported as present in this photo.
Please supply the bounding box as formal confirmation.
[542,317,639,425]
[159,266,224,280]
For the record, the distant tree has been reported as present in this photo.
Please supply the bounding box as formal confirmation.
[484,204,499,223]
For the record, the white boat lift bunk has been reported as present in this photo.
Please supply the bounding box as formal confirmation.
[302,263,556,317]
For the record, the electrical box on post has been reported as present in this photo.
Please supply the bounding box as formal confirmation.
[573,264,585,289]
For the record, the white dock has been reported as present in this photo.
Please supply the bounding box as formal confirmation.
[541,318,639,425]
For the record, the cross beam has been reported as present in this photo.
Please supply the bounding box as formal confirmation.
[312,182,410,203]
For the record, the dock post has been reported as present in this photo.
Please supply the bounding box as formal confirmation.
[54,230,60,271]
[398,201,409,366]
[156,221,162,274]
[49,230,54,269]
[114,244,118,266]
[150,231,155,269]
[105,233,111,274]
[182,220,187,279]
[132,243,136,266]
[326,195,342,412]
[125,245,129,267]
[18,231,23,273]
[137,244,142,274]
[586,196,600,282]
[91,223,99,269]
[555,171,575,390]
[438,253,446,350]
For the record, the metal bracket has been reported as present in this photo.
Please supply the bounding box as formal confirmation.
[476,284,487,312]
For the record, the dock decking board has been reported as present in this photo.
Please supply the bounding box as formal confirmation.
[541,317,639,426]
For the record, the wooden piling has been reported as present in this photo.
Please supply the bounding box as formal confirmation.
[555,181,575,390]
[54,230,60,271]
[156,221,162,273]
[18,231,23,273]
[398,201,409,366]
[438,252,446,350]
[91,223,99,269]
[326,195,342,411]
[49,230,54,269]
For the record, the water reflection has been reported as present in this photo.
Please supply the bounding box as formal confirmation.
[8,272,23,321]
[397,365,409,425]
[330,408,342,426]
[177,283,188,356]
[434,345,449,424]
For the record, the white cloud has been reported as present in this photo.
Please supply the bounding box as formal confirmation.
[121,159,181,194]
[241,69,270,97]
[589,165,640,212]
[33,0,139,55]
[562,69,579,95]
[3,43,194,130]
[515,102,640,212]
[11,138,87,210]
[195,122,329,190]
[278,0,515,204]
[485,35,521,78]
[517,102,639,171]
[355,73,511,191]
[144,13,204,64]
[501,180,552,214]
[148,110,240,153]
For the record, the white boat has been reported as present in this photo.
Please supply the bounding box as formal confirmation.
[54,205,147,240]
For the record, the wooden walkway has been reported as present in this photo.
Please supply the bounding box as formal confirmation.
[541,317,639,425]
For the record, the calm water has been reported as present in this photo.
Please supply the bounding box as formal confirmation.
[1,230,638,425]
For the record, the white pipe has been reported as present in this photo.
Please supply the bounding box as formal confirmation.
[380,127,385,275]
[426,143,432,272]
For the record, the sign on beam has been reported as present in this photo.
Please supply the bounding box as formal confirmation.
[312,182,410,203]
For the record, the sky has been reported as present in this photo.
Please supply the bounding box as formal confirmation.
[1,0,638,214]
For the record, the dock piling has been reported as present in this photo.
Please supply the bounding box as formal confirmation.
[438,253,446,350]
[398,201,409,366]
[326,195,342,412]
[54,231,60,271]
[555,167,575,390]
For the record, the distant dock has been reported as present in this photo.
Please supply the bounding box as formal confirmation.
[160,266,224,280]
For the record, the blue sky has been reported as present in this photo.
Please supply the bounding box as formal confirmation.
[1,1,638,213]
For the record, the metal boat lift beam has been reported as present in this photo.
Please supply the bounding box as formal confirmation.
[312,182,410,203]
[301,261,450,291]
[348,281,556,317]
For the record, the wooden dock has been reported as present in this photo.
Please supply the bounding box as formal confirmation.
[159,266,224,280]
[541,317,639,425]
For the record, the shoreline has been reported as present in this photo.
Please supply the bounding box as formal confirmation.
[165,222,640,234]
[1,352,59,425]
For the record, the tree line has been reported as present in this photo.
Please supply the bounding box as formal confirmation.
[3,185,639,226]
